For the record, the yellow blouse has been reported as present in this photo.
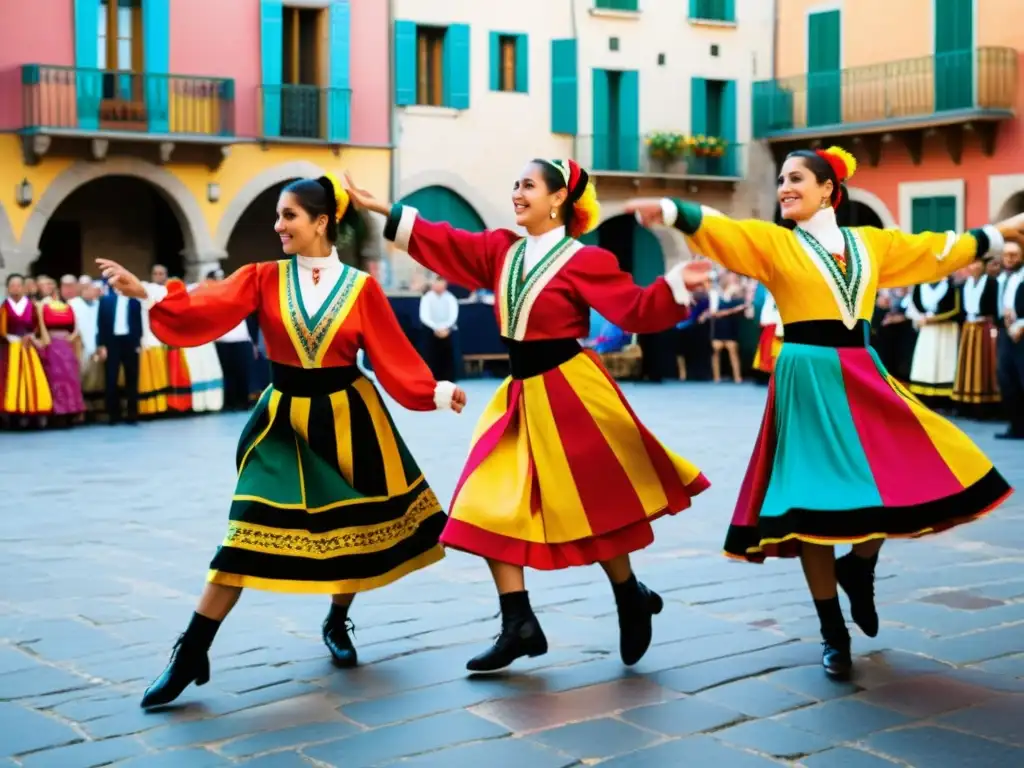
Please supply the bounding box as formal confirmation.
[663,199,1001,330]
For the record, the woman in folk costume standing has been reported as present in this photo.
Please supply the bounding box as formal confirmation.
[629,146,1017,679]
[951,257,1002,417]
[97,173,466,707]
[344,159,711,672]
[905,275,962,409]
[0,273,53,425]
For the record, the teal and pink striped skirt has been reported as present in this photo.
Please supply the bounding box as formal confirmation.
[724,321,1012,562]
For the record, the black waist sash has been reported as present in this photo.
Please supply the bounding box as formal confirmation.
[502,337,582,379]
[784,320,870,348]
[271,362,363,397]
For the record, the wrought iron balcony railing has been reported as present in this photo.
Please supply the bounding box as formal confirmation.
[258,85,352,142]
[20,65,235,136]
[753,47,1018,139]
[574,134,744,179]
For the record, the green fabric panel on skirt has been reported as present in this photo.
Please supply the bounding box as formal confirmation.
[760,344,883,519]
[234,394,304,506]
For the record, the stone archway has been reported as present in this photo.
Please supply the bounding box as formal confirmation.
[0,202,18,273]
[19,159,216,272]
[847,187,897,229]
[399,170,506,230]
[995,190,1024,219]
[215,160,327,252]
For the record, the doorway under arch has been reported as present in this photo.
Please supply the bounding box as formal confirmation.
[997,190,1024,219]
[580,214,665,286]
[224,180,296,274]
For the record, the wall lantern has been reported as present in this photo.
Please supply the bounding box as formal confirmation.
[15,178,32,208]
[207,182,221,203]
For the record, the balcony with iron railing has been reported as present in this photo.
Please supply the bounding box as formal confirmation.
[574,134,744,180]
[258,85,352,143]
[19,65,235,137]
[752,47,1018,142]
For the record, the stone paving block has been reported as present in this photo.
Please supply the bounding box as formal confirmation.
[929,624,1024,664]
[218,721,358,759]
[340,676,514,727]
[696,678,815,718]
[654,641,819,694]
[0,703,81,758]
[799,747,901,767]
[53,694,140,724]
[775,699,910,742]
[851,649,954,690]
[635,629,794,673]
[209,664,297,695]
[527,717,660,760]
[237,753,317,767]
[885,601,1024,636]
[111,747,232,767]
[198,682,322,717]
[942,666,1024,693]
[302,710,509,767]
[82,707,199,740]
[619,695,746,737]
[937,695,1024,745]
[0,665,96,700]
[713,718,835,759]
[970,654,1024,678]
[470,677,678,732]
[760,665,862,701]
[854,673,999,717]
[72,655,160,686]
[385,736,580,768]
[597,734,781,767]
[18,621,125,661]
[19,735,147,768]
[866,725,1024,767]
[0,647,36,675]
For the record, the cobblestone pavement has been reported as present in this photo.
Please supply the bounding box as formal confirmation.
[2,379,1023,767]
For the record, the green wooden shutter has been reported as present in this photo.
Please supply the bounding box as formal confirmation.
[327,0,351,142]
[260,0,284,137]
[515,34,529,93]
[74,0,101,130]
[550,39,578,134]
[489,32,500,91]
[143,0,170,133]
[911,196,957,233]
[722,79,737,176]
[724,0,735,22]
[394,20,417,106]
[443,23,471,109]
[618,70,639,172]
[934,0,973,111]
[911,198,932,234]
[592,69,610,170]
[691,76,707,135]
[807,10,841,127]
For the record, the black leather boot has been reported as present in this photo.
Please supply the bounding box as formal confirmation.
[323,616,358,668]
[613,575,663,666]
[813,596,853,680]
[140,636,211,708]
[467,591,548,672]
[836,552,879,638]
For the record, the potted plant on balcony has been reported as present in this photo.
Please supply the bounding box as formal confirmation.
[645,131,688,172]
[691,135,728,158]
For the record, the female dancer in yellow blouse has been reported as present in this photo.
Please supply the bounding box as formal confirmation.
[628,146,1019,679]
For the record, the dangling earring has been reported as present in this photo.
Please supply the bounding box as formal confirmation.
[550,207,558,219]
[820,198,830,210]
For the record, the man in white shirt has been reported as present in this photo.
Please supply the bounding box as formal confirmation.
[996,242,1024,439]
[418,276,460,381]
[216,318,255,412]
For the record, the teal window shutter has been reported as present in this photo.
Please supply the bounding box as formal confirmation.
[143,0,171,133]
[911,198,932,234]
[394,20,417,106]
[261,0,283,137]
[592,69,609,170]
[443,24,471,109]
[724,0,736,21]
[515,34,529,93]
[74,0,101,130]
[489,32,500,91]
[550,39,578,134]
[618,70,639,172]
[807,10,841,126]
[934,196,957,230]
[691,76,708,135]
[327,0,351,142]
[722,79,737,175]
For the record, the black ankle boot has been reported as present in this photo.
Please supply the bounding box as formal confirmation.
[323,604,358,668]
[467,591,548,673]
[836,552,879,638]
[814,597,852,680]
[140,626,214,708]
[613,575,663,666]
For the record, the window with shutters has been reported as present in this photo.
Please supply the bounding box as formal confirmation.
[279,6,326,139]
[96,0,144,124]
[911,196,957,234]
[417,26,446,106]
[499,36,516,91]
[595,0,639,11]
[490,32,528,93]
[689,0,735,23]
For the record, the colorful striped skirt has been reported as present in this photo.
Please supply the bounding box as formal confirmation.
[0,338,52,416]
[440,338,710,570]
[952,320,1000,405]
[138,345,170,416]
[909,321,959,398]
[208,362,446,594]
[753,325,782,373]
[166,348,192,412]
[724,321,1012,563]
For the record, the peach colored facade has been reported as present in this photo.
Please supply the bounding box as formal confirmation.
[773,0,1024,228]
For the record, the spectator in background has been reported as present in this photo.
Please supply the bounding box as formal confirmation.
[418,276,459,381]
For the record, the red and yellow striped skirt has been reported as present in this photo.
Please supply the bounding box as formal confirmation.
[0,339,53,415]
[440,348,709,569]
[753,325,783,373]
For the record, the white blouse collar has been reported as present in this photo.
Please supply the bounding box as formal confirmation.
[527,225,567,252]
[798,207,843,250]
[296,246,342,272]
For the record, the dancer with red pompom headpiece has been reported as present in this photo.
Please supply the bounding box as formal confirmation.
[626,144,1022,682]
[344,159,711,674]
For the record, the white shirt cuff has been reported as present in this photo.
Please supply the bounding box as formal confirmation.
[660,198,678,227]
[663,262,692,305]
[1011,319,1024,335]
[433,380,456,410]
[143,283,168,310]
[982,224,1005,258]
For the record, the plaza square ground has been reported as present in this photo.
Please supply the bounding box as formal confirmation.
[1,379,1023,767]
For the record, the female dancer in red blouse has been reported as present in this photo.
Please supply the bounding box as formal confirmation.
[345,160,710,672]
[98,174,466,707]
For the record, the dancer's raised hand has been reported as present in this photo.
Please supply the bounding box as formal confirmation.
[997,212,1024,246]
[96,259,146,300]
[343,173,390,216]
[681,259,712,289]
[450,386,467,414]
[625,198,667,228]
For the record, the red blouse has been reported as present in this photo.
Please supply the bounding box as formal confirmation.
[42,301,76,332]
[148,260,441,411]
